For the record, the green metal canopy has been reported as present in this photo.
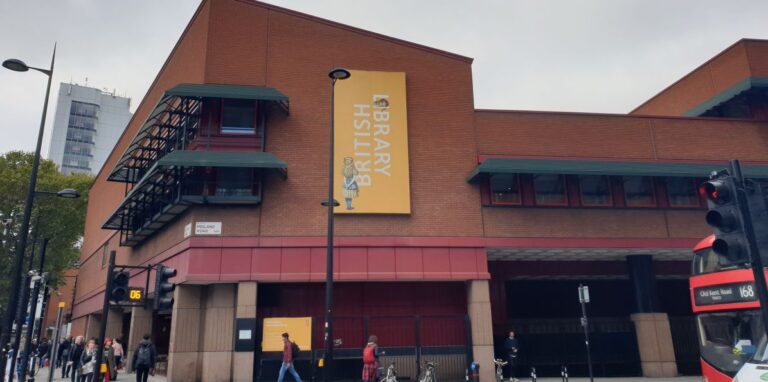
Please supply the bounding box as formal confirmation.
[166,83,289,103]
[157,150,287,177]
[466,158,768,183]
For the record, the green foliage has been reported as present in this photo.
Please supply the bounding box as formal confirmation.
[0,151,92,308]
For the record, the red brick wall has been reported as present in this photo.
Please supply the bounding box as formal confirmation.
[43,269,78,335]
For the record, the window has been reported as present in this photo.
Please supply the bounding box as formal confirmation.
[101,242,109,268]
[623,176,655,207]
[666,177,700,207]
[221,99,256,134]
[490,174,521,205]
[579,175,612,206]
[216,168,254,196]
[533,174,567,205]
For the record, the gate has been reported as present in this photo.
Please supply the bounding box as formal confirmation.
[255,315,470,381]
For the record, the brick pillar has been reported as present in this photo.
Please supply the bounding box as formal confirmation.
[468,280,495,382]
[167,285,203,381]
[126,306,153,370]
[631,313,678,377]
[200,284,236,382]
[232,282,257,382]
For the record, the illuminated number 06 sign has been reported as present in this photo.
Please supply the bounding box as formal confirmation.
[128,287,145,304]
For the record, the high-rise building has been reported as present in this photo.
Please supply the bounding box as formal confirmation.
[47,83,132,175]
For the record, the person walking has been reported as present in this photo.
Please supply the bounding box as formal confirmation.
[504,330,520,382]
[58,336,72,373]
[68,336,85,382]
[112,338,124,371]
[36,338,50,368]
[276,333,302,382]
[79,338,97,382]
[362,335,383,382]
[131,334,156,382]
[102,338,117,382]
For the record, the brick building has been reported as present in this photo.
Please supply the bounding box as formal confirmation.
[69,0,768,381]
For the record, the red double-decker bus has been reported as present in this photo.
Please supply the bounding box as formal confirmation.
[690,235,767,382]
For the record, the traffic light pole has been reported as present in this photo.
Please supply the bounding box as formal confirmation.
[730,160,768,337]
[94,250,116,382]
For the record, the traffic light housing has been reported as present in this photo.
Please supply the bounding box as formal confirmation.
[153,265,177,311]
[702,174,749,266]
[109,271,130,302]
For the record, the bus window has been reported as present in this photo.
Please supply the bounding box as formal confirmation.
[692,248,741,275]
[697,310,765,374]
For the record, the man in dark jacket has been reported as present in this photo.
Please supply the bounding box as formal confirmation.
[67,336,84,382]
[36,338,50,367]
[131,334,156,382]
[58,337,72,377]
[504,330,520,382]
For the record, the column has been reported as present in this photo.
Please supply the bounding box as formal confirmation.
[84,314,101,339]
[627,255,677,378]
[200,284,236,381]
[232,282,257,382]
[106,308,123,340]
[167,285,203,381]
[468,280,495,382]
[127,306,153,370]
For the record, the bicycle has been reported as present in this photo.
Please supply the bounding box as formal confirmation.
[379,361,397,382]
[493,359,508,382]
[419,360,438,382]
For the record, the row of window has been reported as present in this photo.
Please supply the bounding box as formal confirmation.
[183,167,259,197]
[70,101,99,118]
[489,174,703,208]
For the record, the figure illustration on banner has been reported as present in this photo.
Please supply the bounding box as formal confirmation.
[342,157,359,210]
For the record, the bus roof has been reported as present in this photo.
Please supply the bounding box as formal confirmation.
[694,235,715,252]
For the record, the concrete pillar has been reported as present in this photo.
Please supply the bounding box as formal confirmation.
[84,314,101,339]
[232,282,257,382]
[167,285,203,381]
[630,313,678,377]
[468,280,495,382]
[127,306,153,370]
[627,255,660,313]
[200,284,236,382]
[106,308,123,341]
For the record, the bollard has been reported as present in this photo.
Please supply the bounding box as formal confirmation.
[530,366,537,382]
[561,365,568,382]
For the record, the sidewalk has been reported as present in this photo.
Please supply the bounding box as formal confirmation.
[31,367,166,382]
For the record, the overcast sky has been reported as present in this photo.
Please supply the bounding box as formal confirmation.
[1,0,767,155]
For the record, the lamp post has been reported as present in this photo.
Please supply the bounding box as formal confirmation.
[0,45,56,379]
[322,67,350,382]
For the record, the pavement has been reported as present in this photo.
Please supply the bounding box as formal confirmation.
[26,367,704,382]
[27,367,166,382]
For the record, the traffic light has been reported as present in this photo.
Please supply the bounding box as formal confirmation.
[702,174,749,266]
[153,265,177,311]
[109,271,130,302]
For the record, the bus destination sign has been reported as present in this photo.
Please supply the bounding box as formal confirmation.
[694,282,757,306]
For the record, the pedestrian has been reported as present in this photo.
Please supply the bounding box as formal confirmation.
[59,336,72,378]
[69,336,85,382]
[131,334,156,382]
[16,350,27,382]
[277,332,302,382]
[504,330,519,382]
[102,337,117,381]
[37,338,50,368]
[112,338,124,370]
[362,335,383,382]
[79,338,97,382]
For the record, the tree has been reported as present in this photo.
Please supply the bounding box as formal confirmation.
[0,151,92,309]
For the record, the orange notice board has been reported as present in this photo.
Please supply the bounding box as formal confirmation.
[261,317,312,352]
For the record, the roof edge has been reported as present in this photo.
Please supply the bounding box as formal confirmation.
[629,38,765,114]
[474,108,767,123]
[235,0,473,64]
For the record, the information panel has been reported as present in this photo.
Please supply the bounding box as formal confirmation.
[261,317,312,352]
[693,282,757,306]
[127,287,145,305]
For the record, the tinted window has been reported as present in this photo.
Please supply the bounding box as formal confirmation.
[579,175,612,206]
[216,168,254,196]
[623,176,655,207]
[533,174,567,205]
[490,174,521,204]
[666,177,700,207]
[221,99,256,134]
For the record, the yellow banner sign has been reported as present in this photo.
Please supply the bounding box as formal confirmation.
[261,317,312,352]
[334,70,410,214]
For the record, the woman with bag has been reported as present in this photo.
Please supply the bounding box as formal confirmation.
[362,335,383,382]
[79,338,97,382]
[101,338,118,382]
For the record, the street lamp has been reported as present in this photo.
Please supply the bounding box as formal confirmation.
[322,67,350,382]
[0,45,56,381]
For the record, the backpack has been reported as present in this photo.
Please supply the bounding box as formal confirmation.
[290,342,300,359]
[136,344,151,367]
[363,345,375,364]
